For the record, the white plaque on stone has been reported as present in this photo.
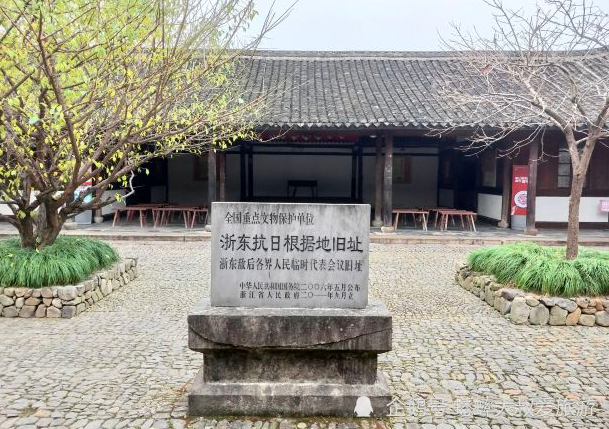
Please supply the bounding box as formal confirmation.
[210,202,369,308]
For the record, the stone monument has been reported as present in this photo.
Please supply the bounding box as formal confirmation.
[188,202,392,416]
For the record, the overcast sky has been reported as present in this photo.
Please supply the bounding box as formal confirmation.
[249,0,534,51]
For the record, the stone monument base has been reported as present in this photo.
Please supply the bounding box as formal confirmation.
[187,298,392,417]
[188,369,391,416]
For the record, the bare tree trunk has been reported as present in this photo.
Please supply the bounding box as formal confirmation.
[19,216,36,249]
[39,206,64,247]
[17,201,66,250]
[566,175,585,259]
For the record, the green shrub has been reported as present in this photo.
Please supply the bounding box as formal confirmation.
[467,243,609,296]
[0,237,119,288]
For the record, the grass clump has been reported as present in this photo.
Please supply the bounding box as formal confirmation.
[467,243,609,297]
[0,237,119,288]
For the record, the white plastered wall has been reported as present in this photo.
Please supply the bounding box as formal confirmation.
[477,193,502,220]
[537,196,609,223]
[0,203,11,216]
[249,152,352,199]
[1,191,127,218]
[100,189,127,215]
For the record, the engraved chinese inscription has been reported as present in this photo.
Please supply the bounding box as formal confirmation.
[211,202,370,308]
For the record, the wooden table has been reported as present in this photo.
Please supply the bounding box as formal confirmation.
[437,209,477,232]
[287,180,318,198]
[152,206,192,228]
[188,207,209,228]
[392,209,430,231]
[113,207,146,228]
[418,207,450,228]
[113,204,168,228]
[152,206,208,228]
[433,208,459,229]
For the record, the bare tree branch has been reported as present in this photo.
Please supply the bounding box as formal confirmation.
[0,0,291,248]
[437,0,609,258]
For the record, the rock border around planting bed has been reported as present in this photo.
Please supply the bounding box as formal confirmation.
[456,264,609,327]
[0,258,138,319]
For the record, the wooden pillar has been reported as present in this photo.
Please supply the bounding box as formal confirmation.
[357,141,363,203]
[525,139,539,235]
[240,144,246,201]
[218,152,226,202]
[372,136,383,227]
[247,144,253,199]
[92,177,103,223]
[350,146,357,200]
[498,157,512,228]
[164,157,169,203]
[206,149,217,227]
[382,133,394,229]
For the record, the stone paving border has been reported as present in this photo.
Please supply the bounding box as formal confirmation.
[0,258,138,318]
[456,264,609,327]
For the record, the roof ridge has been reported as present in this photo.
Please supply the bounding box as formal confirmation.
[245,49,609,61]
[248,50,460,61]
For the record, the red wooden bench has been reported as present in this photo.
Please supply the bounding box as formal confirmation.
[113,204,167,228]
[437,209,477,232]
[392,209,430,231]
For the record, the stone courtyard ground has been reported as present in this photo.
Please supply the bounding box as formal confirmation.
[1,241,608,429]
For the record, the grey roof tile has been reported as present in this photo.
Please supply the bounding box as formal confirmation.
[236,50,609,130]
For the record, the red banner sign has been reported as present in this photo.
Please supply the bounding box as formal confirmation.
[511,165,529,216]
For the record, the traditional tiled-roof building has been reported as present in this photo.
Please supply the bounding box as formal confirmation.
[125,50,609,229]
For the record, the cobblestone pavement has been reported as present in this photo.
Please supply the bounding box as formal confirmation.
[1,242,609,429]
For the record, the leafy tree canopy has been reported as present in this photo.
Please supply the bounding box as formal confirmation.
[0,0,278,248]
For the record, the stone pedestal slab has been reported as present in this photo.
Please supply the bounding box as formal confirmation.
[187,298,392,417]
[188,368,391,417]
